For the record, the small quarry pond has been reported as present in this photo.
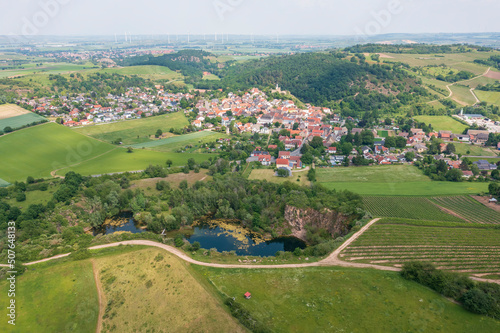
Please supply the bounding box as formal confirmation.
[95,215,306,256]
[93,213,146,236]
[185,220,306,256]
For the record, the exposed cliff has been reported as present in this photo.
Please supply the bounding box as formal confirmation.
[284,205,352,242]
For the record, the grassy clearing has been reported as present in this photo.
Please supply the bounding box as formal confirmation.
[6,186,57,209]
[195,265,500,332]
[0,260,98,333]
[0,62,98,79]
[100,65,184,81]
[449,85,477,105]
[413,115,468,133]
[248,168,311,187]
[73,112,189,145]
[362,196,463,221]
[316,165,490,196]
[96,248,244,333]
[130,170,211,194]
[0,123,115,182]
[56,148,212,177]
[454,143,497,156]
[341,219,500,275]
[476,90,500,106]
[129,131,228,152]
[431,196,500,224]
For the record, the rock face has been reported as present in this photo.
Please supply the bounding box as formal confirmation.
[284,205,351,242]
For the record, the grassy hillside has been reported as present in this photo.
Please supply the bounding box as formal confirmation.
[56,148,212,177]
[0,260,98,333]
[96,248,244,332]
[196,265,500,332]
[73,112,189,145]
[128,131,228,151]
[413,115,468,133]
[0,123,115,182]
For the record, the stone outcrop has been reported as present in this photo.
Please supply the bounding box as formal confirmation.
[284,205,351,242]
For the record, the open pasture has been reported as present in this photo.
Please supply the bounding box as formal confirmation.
[449,84,477,105]
[248,168,311,187]
[128,130,227,151]
[73,112,189,145]
[362,196,462,222]
[430,196,500,224]
[196,264,500,332]
[475,90,500,106]
[0,123,115,182]
[413,115,468,133]
[0,260,98,333]
[316,165,490,196]
[341,219,500,274]
[56,148,212,177]
[100,65,184,81]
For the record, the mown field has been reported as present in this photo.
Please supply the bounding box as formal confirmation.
[73,112,189,145]
[413,115,468,133]
[341,219,500,275]
[0,62,98,79]
[362,196,463,221]
[316,165,490,196]
[100,65,184,81]
[0,260,98,333]
[476,90,500,107]
[430,196,500,224]
[0,104,30,119]
[0,123,115,182]
[454,142,497,156]
[130,170,211,195]
[56,148,212,177]
[449,84,477,105]
[195,265,500,332]
[96,248,244,333]
[248,168,311,186]
[129,130,228,152]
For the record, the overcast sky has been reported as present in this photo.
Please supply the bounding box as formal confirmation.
[1,0,499,37]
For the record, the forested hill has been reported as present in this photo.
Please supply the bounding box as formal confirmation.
[118,50,219,78]
[345,43,493,54]
[201,52,429,112]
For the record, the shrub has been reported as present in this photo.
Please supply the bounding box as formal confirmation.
[16,192,26,202]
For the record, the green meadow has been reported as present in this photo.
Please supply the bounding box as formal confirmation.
[317,165,490,196]
[100,65,184,81]
[413,115,468,133]
[0,260,98,333]
[0,113,46,130]
[73,112,189,145]
[195,265,500,333]
[0,123,114,182]
[56,148,213,177]
[129,130,228,151]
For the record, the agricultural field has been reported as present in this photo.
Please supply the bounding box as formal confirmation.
[362,196,462,222]
[0,260,98,333]
[5,185,57,209]
[195,265,500,332]
[73,112,189,145]
[0,62,98,79]
[316,165,490,196]
[248,168,311,187]
[475,90,500,107]
[100,65,185,82]
[341,219,500,275]
[0,123,115,182]
[375,130,394,138]
[0,104,30,119]
[95,248,244,332]
[129,130,228,152]
[383,52,493,71]
[413,115,468,133]
[56,148,212,177]
[430,196,500,224]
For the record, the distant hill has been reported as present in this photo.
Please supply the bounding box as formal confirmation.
[118,50,220,78]
[345,43,493,54]
[198,52,430,113]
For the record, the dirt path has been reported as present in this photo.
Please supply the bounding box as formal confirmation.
[92,260,105,333]
[2,217,497,284]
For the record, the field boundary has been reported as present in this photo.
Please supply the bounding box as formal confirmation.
[91,259,105,333]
